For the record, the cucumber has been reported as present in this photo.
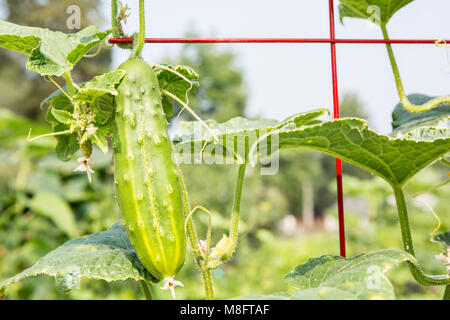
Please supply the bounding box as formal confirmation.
[113,58,186,289]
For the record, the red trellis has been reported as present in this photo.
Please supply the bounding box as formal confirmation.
[109,0,449,258]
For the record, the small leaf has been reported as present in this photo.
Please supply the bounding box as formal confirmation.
[73,70,126,104]
[156,64,199,104]
[0,221,158,294]
[45,93,74,126]
[338,0,414,26]
[27,192,77,237]
[285,249,415,300]
[391,94,450,135]
[51,109,73,125]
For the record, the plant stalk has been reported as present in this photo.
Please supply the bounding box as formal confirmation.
[201,269,215,300]
[381,25,450,113]
[111,0,119,38]
[64,72,75,96]
[139,280,153,300]
[130,0,145,59]
[223,164,246,261]
[393,185,450,286]
[178,168,215,299]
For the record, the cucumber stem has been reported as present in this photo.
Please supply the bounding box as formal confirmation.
[381,25,450,113]
[130,0,145,59]
[139,280,153,300]
[111,0,119,38]
[222,164,246,261]
[178,168,216,299]
[393,185,450,286]
[201,269,215,300]
[64,72,75,97]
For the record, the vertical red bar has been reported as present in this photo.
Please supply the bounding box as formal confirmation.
[328,0,346,257]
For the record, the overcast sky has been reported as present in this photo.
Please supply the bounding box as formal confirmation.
[111,0,450,133]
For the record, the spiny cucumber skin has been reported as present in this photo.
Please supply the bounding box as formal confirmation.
[113,58,186,280]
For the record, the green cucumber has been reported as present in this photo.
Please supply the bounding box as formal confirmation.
[113,58,186,291]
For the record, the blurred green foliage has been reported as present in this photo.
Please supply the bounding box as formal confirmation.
[0,1,448,300]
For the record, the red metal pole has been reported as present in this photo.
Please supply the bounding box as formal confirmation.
[328,0,346,258]
[109,38,449,44]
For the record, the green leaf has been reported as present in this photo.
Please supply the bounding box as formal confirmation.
[156,64,199,102]
[45,91,74,126]
[0,222,158,294]
[338,0,414,26]
[27,192,77,237]
[93,94,115,125]
[161,95,174,117]
[51,109,73,125]
[392,94,450,135]
[173,109,328,163]
[285,250,414,300]
[89,118,113,154]
[174,113,450,186]
[73,70,125,104]
[156,64,199,115]
[54,128,78,162]
[231,250,415,300]
[254,119,449,186]
[0,21,110,76]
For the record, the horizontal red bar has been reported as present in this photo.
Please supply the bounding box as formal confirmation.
[109,37,449,44]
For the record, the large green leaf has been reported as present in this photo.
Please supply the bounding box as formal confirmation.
[173,109,328,163]
[259,119,450,185]
[338,0,414,26]
[391,94,450,135]
[27,192,77,237]
[285,250,414,300]
[233,250,414,300]
[0,21,110,76]
[173,114,450,186]
[0,222,158,294]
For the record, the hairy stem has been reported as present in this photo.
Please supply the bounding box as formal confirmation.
[393,185,450,286]
[381,25,450,113]
[222,164,246,261]
[139,280,153,300]
[64,72,75,97]
[201,269,215,300]
[111,0,119,38]
[130,0,145,59]
[178,168,215,299]
[444,285,450,300]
